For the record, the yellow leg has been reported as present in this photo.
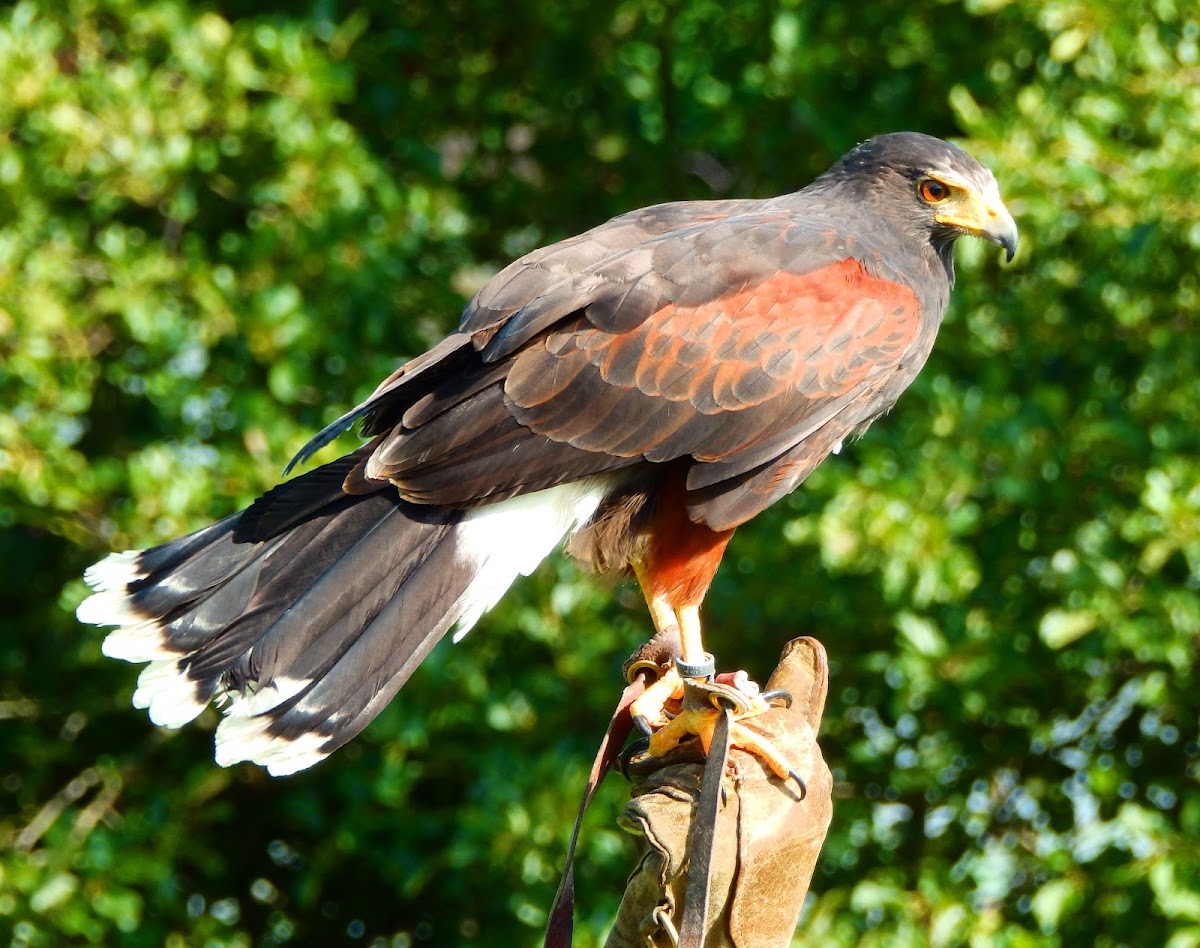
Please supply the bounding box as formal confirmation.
[625,521,801,789]
[632,562,681,634]
[628,563,717,727]
[677,604,706,670]
[647,592,682,640]
[624,568,801,792]
[632,562,710,678]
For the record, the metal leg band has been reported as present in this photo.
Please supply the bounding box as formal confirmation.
[675,652,716,679]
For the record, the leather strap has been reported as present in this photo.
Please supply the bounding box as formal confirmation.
[545,629,681,947]
[677,705,732,947]
[543,673,649,948]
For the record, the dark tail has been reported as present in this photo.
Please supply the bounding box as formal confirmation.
[77,458,477,775]
[79,457,611,774]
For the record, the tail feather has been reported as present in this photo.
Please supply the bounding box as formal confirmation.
[237,446,374,542]
[214,527,467,774]
[129,516,264,619]
[185,498,424,684]
[196,500,458,706]
[78,464,613,775]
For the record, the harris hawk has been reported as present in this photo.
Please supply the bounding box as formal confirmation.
[78,132,1017,777]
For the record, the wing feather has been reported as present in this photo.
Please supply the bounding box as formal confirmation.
[287,200,933,531]
[507,257,921,446]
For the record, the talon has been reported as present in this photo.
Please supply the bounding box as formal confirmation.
[761,688,793,708]
[629,666,685,731]
[637,680,809,795]
[625,576,806,794]
[617,736,651,777]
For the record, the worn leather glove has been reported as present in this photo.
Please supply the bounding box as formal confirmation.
[606,637,833,948]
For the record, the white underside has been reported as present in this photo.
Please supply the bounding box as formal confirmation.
[79,477,614,775]
[450,476,612,642]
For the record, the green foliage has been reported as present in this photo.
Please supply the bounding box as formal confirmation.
[3,0,1199,944]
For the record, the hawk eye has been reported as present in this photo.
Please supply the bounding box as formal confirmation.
[919,178,951,203]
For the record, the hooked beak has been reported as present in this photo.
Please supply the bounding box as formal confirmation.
[936,186,1018,262]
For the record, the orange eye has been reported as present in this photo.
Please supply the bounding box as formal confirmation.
[919,179,951,203]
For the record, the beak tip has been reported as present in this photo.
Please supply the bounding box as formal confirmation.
[990,221,1018,263]
[980,194,1018,264]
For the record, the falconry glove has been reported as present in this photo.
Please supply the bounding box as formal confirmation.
[606,637,833,947]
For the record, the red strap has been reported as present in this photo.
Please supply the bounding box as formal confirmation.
[543,674,649,948]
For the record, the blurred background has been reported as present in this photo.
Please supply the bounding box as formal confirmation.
[3,0,1199,944]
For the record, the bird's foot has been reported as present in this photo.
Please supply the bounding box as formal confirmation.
[629,665,805,794]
